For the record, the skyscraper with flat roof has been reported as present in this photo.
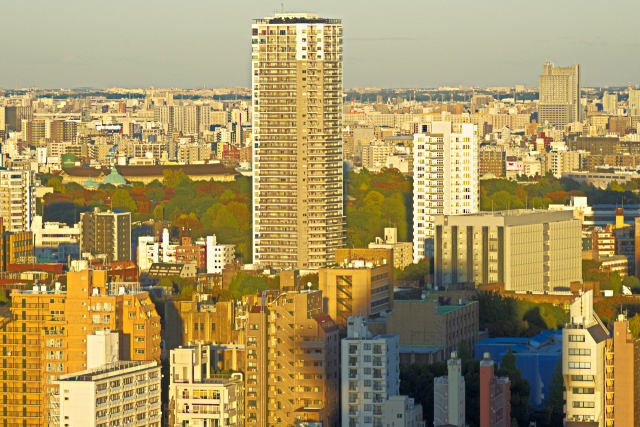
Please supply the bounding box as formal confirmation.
[538,61,581,127]
[251,13,345,270]
[412,122,479,262]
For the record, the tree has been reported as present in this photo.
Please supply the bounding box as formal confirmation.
[623,275,640,292]
[496,350,530,426]
[542,359,564,426]
[111,189,137,212]
[162,169,190,187]
[395,259,431,285]
[146,188,165,202]
[630,313,640,337]
[228,272,274,298]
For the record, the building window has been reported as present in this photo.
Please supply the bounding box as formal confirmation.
[568,335,585,342]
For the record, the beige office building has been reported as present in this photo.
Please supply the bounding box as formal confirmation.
[244,289,339,427]
[434,210,582,292]
[368,227,413,269]
[251,13,345,270]
[538,61,581,127]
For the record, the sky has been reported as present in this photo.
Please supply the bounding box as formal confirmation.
[2,0,639,89]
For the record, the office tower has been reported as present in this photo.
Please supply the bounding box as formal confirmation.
[341,316,400,426]
[244,289,340,426]
[80,209,132,261]
[251,13,345,270]
[319,248,393,326]
[54,331,162,427]
[0,169,35,232]
[479,353,511,427]
[602,92,618,115]
[433,210,582,292]
[169,345,244,426]
[563,290,607,425]
[412,122,479,262]
[538,61,581,127]
[434,352,465,427]
[629,88,640,115]
[0,269,161,426]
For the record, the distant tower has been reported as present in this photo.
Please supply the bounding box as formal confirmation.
[538,61,581,127]
[434,352,466,427]
[251,13,345,270]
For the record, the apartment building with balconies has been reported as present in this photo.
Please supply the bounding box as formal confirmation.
[251,13,345,270]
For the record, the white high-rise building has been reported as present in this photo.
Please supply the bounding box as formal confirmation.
[563,290,607,425]
[341,316,400,427]
[0,169,35,232]
[251,13,345,270]
[538,61,581,127]
[602,92,618,115]
[412,122,479,262]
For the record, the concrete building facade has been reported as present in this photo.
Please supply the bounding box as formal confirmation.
[0,169,35,232]
[251,13,345,270]
[433,210,582,292]
[434,352,465,427]
[80,209,131,262]
[244,289,340,427]
[341,316,400,427]
[168,345,244,426]
[538,61,581,127]
[413,122,479,262]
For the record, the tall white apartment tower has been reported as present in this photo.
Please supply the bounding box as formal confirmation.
[412,122,479,262]
[539,61,581,127]
[251,13,345,270]
[0,169,35,232]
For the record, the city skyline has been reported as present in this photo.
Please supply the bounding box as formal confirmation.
[2,0,639,89]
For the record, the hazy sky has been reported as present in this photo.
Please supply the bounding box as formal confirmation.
[2,0,639,89]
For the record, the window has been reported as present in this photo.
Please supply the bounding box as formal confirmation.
[568,348,591,356]
[573,401,595,408]
[568,335,586,342]
[568,362,591,369]
[573,387,594,394]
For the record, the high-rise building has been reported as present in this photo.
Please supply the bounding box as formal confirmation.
[169,345,244,426]
[0,169,35,232]
[434,352,465,427]
[538,61,581,127]
[251,13,345,270]
[479,353,511,427]
[433,210,582,292]
[563,290,607,425]
[341,316,400,426]
[602,92,618,115]
[80,209,132,261]
[412,122,479,262]
[0,269,161,426]
[629,88,640,115]
[244,289,340,427]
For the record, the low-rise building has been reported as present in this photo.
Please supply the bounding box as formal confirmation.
[368,228,413,269]
[168,345,244,426]
[434,210,582,293]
